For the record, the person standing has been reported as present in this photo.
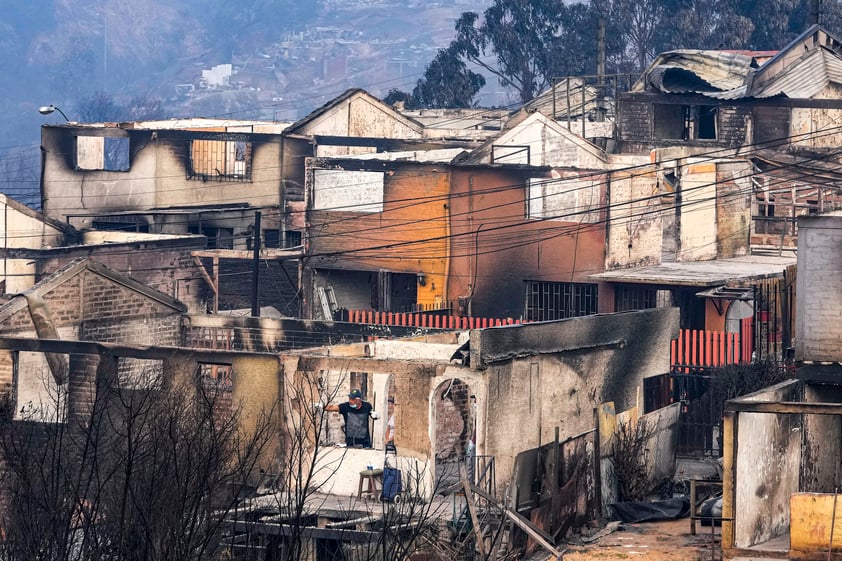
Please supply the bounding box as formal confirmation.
[325,389,378,448]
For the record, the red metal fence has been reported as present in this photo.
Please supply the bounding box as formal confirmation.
[670,318,754,370]
[342,309,524,330]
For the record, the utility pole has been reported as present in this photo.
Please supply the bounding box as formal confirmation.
[597,16,606,122]
[251,211,262,317]
[810,0,821,25]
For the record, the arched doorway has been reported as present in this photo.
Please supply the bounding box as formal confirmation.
[432,378,476,491]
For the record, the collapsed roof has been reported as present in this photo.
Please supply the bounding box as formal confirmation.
[633,25,842,100]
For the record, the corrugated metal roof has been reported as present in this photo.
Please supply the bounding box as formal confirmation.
[749,47,832,98]
[525,78,600,120]
[634,50,755,94]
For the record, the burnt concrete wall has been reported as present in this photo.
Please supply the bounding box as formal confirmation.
[448,166,607,319]
[733,380,802,549]
[802,384,842,493]
[306,158,449,314]
[471,307,679,485]
[41,126,283,228]
[605,165,662,270]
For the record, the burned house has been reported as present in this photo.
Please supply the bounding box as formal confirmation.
[304,111,611,321]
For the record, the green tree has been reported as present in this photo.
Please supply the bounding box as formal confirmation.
[449,1,567,103]
[382,88,416,110]
[412,46,486,108]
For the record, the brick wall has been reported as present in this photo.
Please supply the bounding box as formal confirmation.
[0,267,185,420]
[39,247,208,314]
[618,100,653,142]
[433,378,472,461]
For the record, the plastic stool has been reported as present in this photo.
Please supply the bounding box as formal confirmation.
[358,468,383,498]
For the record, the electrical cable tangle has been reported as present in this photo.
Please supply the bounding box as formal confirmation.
[1,125,838,267]
[24,120,842,246]
[303,141,842,258]
[47,141,812,282]
[31,119,842,235]
[1,113,839,281]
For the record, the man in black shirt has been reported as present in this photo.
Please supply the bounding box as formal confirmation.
[325,389,379,448]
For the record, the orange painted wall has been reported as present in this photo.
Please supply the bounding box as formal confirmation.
[307,160,450,307]
[447,167,607,319]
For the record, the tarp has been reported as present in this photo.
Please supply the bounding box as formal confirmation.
[608,497,690,523]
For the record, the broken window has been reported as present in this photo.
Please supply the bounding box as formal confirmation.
[697,106,717,139]
[198,361,233,392]
[524,280,598,321]
[653,104,717,141]
[76,136,130,171]
[190,139,251,181]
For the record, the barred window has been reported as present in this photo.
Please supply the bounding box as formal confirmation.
[614,285,672,312]
[190,139,251,181]
[524,281,598,321]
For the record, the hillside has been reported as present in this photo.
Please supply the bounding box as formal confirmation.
[0,0,491,206]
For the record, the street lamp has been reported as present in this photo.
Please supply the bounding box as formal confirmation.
[38,105,70,122]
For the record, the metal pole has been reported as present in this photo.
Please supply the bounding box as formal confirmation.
[251,211,262,317]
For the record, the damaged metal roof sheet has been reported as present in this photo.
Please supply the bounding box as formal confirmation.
[633,26,842,100]
[750,47,842,98]
[634,50,757,94]
[521,77,602,121]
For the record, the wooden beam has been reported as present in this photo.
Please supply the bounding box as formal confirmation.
[191,248,303,260]
[725,401,842,415]
[229,520,378,543]
[192,256,218,296]
[0,336,276,361]
[461,464,487,559]
[469,484,564,560]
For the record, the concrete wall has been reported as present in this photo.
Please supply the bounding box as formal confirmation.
[640,402,681,489]
[715,160,752,259]
[678,160,718,262]
[297,93,423,158]
[471,307,679,486]
[0,194,74,293]
[41,126,282,229]
[796,215,842,361]
[306,158,449,312]
[801,384,842,493]
[605,165,662,270]
[733,380,802,549]
[790,493,842,554]
[448,166,606,318]
[477,114,607,169]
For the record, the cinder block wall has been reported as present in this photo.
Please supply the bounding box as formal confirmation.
[796,214,842,361]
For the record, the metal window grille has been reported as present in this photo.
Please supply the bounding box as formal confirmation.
[524,281,598,321]
[189,140,251,182]
[614,285,672,312]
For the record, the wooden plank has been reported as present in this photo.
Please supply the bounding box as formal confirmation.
[461,464,487,559]
[726,401,842,415]
[470,484,565,560]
